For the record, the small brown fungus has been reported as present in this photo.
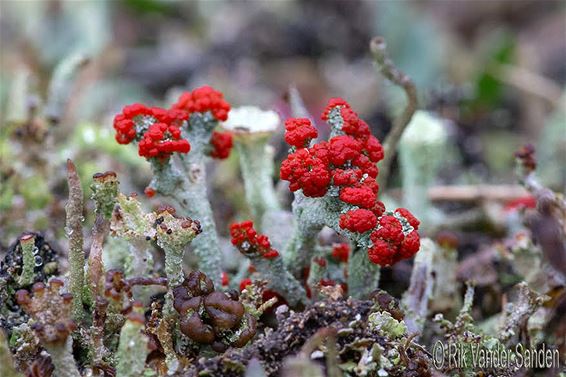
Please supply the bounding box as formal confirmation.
[204,291,245,330]
[180,313,215,344]
[185,271,214,297]
[231,313,257,348]
[172,271,257,351]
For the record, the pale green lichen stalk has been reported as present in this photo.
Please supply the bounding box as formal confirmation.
[116,303,149,377]
[17,234,36,287]
[110,193,158,284]
[222,106,282,225]
[282,194,326,278]
[44,52,89,124]
[236,141,281,224]
[65,159,86,322]
[148,113,224,286]
[44,338,81,377]
[154,209,201,287]
[247,252,307,306]
[283,192,380,300]
[347,244,380,300]
[111,193,201,287]
[88,171,118,297]
[398,111,448,228]
[90,171,119,220]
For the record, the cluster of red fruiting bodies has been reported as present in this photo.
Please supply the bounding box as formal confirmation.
[114,88,420,269]
[281,98,421,267]
[229,220,352,298]
[113,86,232,160]
[230,221,280,259]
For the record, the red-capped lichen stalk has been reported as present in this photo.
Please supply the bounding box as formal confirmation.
[113,86,233,162]
[112,86,233,287]
[230,221,307,305]
[280,98,421,298]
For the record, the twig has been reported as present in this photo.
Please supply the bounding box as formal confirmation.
[515,145,566,277]
[125,276,168,287]
[427,184,530,203]
[387,184,530,203]
[65,159,86,322]
[371,36,418,189]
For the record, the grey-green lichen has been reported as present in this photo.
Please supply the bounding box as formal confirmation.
[146,113,224,287]
[44,52,89,124]
[111,193,201,287]
[246,253,307,306]
[116,305,149,377]
[65,159,86,322]
[154,209,201,287]
[398,111,448,229]
[17,234,36,287]
[90,171,119,220]
[235,141,281,225]
[44,338,81,377]
[283,192,380,300]
[347,245,380,300]
[368,311,407,339]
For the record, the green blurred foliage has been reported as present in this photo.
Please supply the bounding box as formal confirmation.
[471,33,516,110]
[537,97,566,188]
[122,0,176,15]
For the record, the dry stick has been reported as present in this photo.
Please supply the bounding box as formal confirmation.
[427,184,529,203]
[91,297,109,375]
[370,36,418,189]
[126,276,169,287]
[65,159,86,322]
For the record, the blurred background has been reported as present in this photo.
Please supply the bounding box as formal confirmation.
[1,0,565,244]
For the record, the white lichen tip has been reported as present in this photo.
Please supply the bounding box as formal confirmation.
[222,106,280,135]
[400,110,448,146]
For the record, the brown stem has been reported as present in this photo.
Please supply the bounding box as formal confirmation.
[370,36,418,189]
[125,276,168,287]
[91,297,109,375]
